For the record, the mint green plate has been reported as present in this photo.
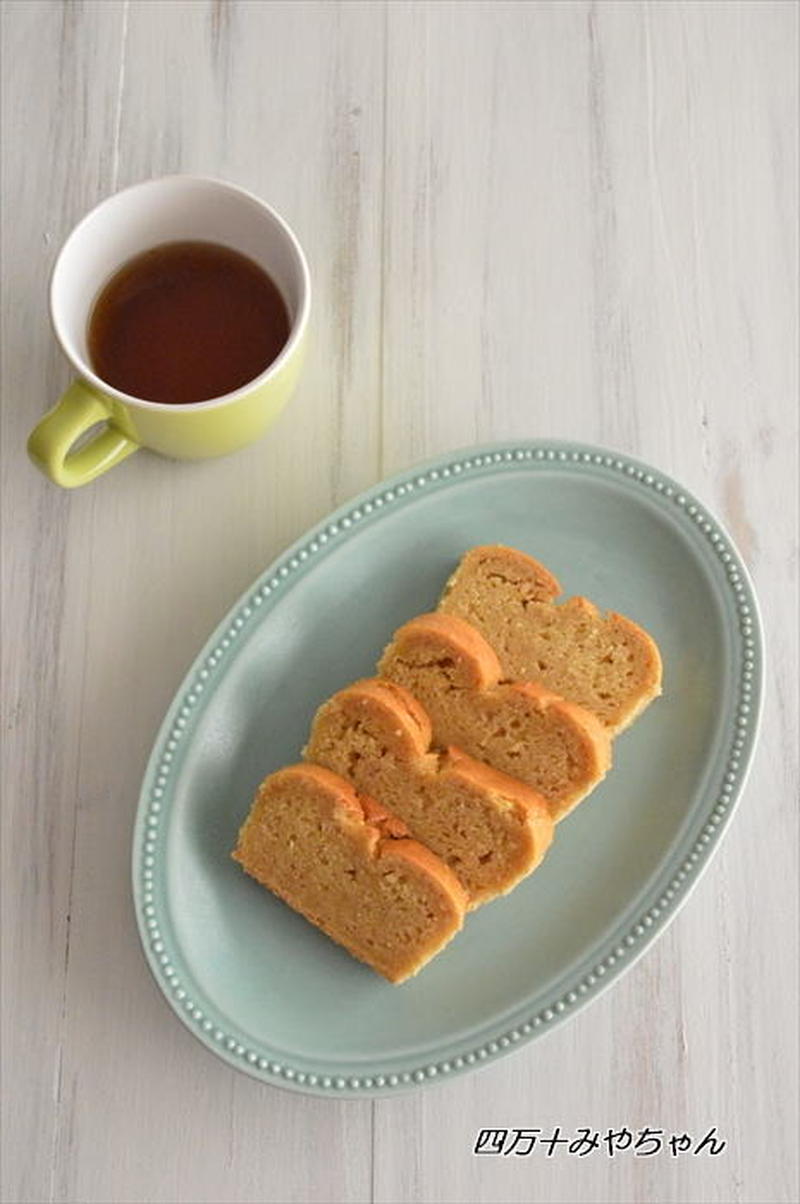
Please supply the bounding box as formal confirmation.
[133,441,763,1096]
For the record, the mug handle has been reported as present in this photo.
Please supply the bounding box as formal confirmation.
[27,380,139,488]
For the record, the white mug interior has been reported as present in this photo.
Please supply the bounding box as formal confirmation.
[50,175,310,408]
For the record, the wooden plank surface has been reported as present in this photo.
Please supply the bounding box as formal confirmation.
[1,3,797,1203]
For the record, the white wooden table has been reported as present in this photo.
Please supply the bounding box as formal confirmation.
[2,3,797,1202]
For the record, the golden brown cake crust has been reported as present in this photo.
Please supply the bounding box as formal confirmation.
[305,679,554,904]
[389,612,505,688]
[320,677,433,761]
[442,545,562,603]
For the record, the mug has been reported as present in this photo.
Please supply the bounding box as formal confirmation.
[27,175,311,488]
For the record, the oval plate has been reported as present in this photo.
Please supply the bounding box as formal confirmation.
[133,440,763,1096]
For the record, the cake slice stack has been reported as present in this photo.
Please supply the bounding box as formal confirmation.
[233,544,661,983]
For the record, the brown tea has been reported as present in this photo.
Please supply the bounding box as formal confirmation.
[87,241,290,404]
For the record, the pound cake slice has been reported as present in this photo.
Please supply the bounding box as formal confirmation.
[305,678,554,906]
[378,613,611,821]
[439,545,662,734]
[232,764,466,983]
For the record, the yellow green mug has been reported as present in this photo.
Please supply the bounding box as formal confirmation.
[27,175,311,487]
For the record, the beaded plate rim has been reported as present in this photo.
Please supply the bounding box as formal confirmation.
[132,439,764,1097]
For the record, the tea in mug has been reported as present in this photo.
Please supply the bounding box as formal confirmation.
[87,241,290,404]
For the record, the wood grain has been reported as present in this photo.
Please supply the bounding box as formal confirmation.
[1,3,797,1203]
